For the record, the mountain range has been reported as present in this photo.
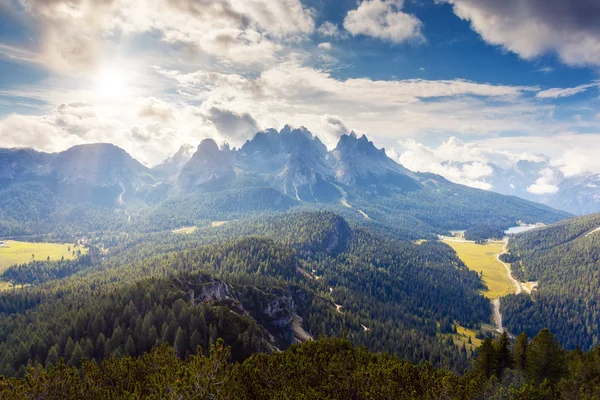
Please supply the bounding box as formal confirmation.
[0,126,570,237]
[442,157,600,216]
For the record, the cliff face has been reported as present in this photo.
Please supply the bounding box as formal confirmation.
[196,281,232,302]
[178,275,312,349]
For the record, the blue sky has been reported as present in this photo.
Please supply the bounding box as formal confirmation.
[0,0,599,193]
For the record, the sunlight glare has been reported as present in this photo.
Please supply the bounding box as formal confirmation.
[95,66,127,98]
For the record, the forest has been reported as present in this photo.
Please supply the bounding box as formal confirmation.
[501,213,600,350]
[0,212,493,376]
[1,330,599,399]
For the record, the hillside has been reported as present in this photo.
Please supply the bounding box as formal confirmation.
[0,212,490,376]
[501,213,600,350]
[2,333,599,399]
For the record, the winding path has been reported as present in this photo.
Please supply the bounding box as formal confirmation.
[492,239,521,334]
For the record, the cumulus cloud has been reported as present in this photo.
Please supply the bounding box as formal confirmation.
[527,168,560,194]
[318,42,332,50]
[201,106,261,142]
[441,0,600,67]
[344,0,424,44]
[552,148,600,178]
[536,82,600,99]
[137,97,175,122]
[318,21,344,39]
[0,102,114,151]
[157,62,577,152]
[396,137,547,190]
[12,0,316,72]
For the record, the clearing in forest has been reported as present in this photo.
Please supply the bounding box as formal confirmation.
[0,240,87,272]
[443,240,516,299]
[172,226,197,234]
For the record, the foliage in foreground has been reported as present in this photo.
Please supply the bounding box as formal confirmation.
[1,331,599,400]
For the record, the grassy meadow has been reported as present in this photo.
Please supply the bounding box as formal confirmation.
[443,240,516,299]
[451,324,482,352]
[0,241,87,273]
[172,226,197,234]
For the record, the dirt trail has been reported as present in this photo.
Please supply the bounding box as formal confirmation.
[493,239,533,334]
[497,241,521,295]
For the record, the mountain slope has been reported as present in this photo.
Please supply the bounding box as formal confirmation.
[548,173,600,215]
[333,132,420,190]
[152,144,194,180]
[500,213,600,350]
[177,139,235,190]
[0,126,570,237]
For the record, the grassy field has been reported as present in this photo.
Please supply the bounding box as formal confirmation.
[172,226,197,234]
[451,324,482,352]
[443,240,516,299]
[211,221,229,227]
[0,241,87,273]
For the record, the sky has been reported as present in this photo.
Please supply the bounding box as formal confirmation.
[0,0,599,193]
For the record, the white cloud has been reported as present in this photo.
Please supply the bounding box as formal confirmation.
[527,168,559,194]
[155,62,560,151]
[476,133,600,179]
[397,139,493,190]
[318,21,344,39]
[201,106,261,142]
[552,148,600,178]
[12,0,317,72]
[344,0,424,44]
[318,42,332,50]
[0,102,114,152]
[137,97,175,121]
[536,82,599,99]
[441,0,600,67]
[396,137,547,190]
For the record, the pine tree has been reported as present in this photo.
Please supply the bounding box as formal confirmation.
[189,330,202,355]
[45,345,59,368]
[526,328,567,385]
[68,343,83,368]
[514,332,528,372]
[125,336,136,356]
[494,331,514,378]
[475,337,496,378]
[64,337,75,360]
[175,327,187,358]
[148,326,159,349]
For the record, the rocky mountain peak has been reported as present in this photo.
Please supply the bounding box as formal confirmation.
[178,138,235,190]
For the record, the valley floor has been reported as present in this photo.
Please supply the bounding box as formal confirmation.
[0,240,86,272]
[442,237,536,334]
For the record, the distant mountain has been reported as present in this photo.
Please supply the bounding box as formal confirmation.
[333,132,420,191]
[177,139,235,190]
[238,126,338,201]
[48,143,155,204]
[50,143,153,187]
[438,157,600,216]
[0,148,52,183]
[0,126,571,237]
[152,144,194,180]
[548,173,600,216]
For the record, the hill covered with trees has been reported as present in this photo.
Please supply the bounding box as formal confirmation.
[501,213,600,350]
[2,330,599,399]
[0,212,492,377]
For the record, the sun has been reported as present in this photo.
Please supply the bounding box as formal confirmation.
[94,66,127,98]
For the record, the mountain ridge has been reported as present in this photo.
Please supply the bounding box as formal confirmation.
[0,126,571,237]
